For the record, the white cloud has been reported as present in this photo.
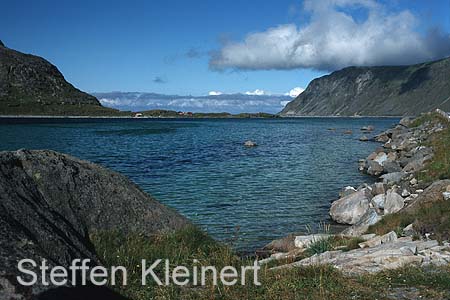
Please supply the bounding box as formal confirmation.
[210,0,450,71]
[245,89,267,96]
[208,91,223,96]
[285,87,305,98]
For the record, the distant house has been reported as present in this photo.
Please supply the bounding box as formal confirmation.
[134,113,143,118]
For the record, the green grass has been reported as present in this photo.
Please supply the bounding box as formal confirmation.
[92,227,450,300]
[91,227,382,299]
[304,236,365,256]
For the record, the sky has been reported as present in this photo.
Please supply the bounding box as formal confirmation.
[1,0,450,100]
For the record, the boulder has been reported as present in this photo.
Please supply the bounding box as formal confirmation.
[404,180,450,212]
[342,208,382,236]
[371,182,386,196]
[373,152,388,165]
[382,161,402,173]
[384,190,405,214]
[371,194,385,210]
[263,234,296,253]
[403,156,430,173]
[380,172,407,185]
[375,133,390,143]
[361,125,375,131]
[359,135,369,141]
[339,186,357,198]
[0,150,190,299]
[358,231,398,248]
[330,189,370,225]
[403,224,415,237]
[294,234,332,249]
[244,140,257,147]
[367,160,383,176]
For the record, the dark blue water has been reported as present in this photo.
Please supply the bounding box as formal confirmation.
[0,117,398,251]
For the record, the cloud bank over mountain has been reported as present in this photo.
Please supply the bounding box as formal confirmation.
[210,0,450,71]
[93,91,297,114]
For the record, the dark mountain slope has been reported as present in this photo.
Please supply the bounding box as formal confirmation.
[280,57,450,116]
[0,41,120,115]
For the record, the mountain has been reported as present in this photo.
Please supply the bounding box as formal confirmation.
[93,91,292,114]
[0,41,120,115]
[280,57,450,116]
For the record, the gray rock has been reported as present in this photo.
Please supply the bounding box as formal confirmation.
[359,231,398,248]
[384,190,405,214]
[342,208,382,236]
[382,161,402,173]
[403,224,415,237]
[329,189,370,225]
[399,117,413,127]
[339,186,357,198]
[371,182,386,196]
[359,135,369,141]
[0,150,189,299]
[380,172,407,185]
[371,194,385,210]
[367,160,384,176]
[361,125,375,131]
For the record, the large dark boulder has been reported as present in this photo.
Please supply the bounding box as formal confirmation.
[0,150,190,299]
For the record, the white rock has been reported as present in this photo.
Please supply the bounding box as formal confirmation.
[443,192,450,201]
[244,140,257,147]
[401,189,411,197]
[294,234,332,249]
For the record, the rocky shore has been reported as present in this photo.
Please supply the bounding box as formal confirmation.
[262,109,450,274]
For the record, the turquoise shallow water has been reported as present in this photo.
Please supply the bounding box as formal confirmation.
[0,117,398,251]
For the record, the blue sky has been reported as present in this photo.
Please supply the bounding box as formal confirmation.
[1,0,450,97]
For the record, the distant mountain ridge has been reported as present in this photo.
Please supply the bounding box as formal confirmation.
[280,57,450,116]
[93,91,292,114]
[0,41,119,115]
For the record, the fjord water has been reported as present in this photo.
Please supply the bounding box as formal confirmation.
[0,117,398,251]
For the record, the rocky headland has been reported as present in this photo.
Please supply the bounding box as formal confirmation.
[0,150,189,299]
[0,42,123,116]
[280,57,450,116]
[262,109,450,277]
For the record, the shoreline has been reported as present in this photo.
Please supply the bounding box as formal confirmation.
[0,114,404,119]
[260,110,450,273]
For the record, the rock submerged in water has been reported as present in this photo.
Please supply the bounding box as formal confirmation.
[361,125,374,131]
[244,140,257,147]
[359,135,369,141]
[0,150,190,300]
